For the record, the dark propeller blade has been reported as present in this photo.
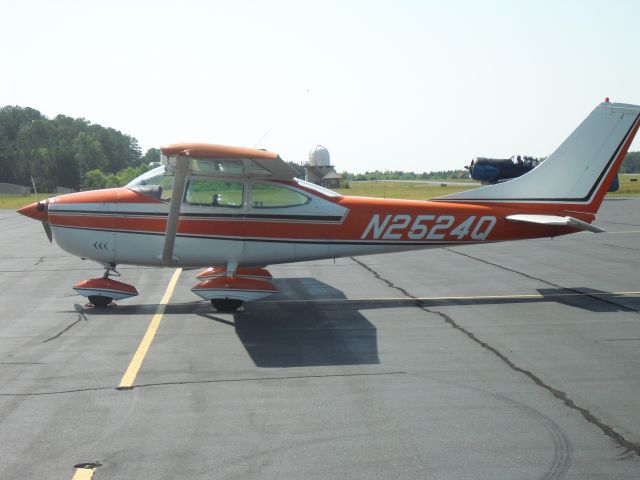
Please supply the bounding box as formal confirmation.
[42,220,53,243]
[39,199,52,242]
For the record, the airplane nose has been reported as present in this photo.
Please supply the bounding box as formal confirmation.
[17,201,48,222]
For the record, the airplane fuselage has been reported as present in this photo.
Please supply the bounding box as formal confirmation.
[43,180,580,269]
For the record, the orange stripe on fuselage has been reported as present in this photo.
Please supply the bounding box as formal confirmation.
[49,187,581,244]
[335,197,578,243]
[49,213,164,234]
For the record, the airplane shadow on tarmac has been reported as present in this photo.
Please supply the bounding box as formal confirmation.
[535,287,639,313]
[75,280,639,368]
[200,278,381,368]
[76,277,382,369]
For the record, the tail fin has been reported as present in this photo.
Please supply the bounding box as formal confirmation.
[437,101,640,213]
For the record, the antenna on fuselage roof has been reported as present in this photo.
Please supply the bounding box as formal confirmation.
[254,130,271,148]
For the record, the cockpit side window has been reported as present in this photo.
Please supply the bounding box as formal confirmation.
[250,183,310,208]
[185,179,244,208]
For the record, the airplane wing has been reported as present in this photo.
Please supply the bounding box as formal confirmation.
[160,143,299,180]
[506,214,605,233]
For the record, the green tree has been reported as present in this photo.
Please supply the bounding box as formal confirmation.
[142,148,161,164]
[83,169,116,189]
[74,131,108,173]
[286,161,305,179]
[114,164,152,186]
[15,118,58,191]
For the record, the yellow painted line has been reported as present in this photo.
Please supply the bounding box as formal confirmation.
[260,291,640,304]
[118,268,182,388]
[71,467,95,480]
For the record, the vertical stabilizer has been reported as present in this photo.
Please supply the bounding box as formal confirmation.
[437,102,640,213]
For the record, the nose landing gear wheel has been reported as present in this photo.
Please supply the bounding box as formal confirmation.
[211,299,243,312]
[88,295,113,308]
[75,265,138,307]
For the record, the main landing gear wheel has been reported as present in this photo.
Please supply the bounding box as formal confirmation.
[211,299,243,312]
[88,295,113,308]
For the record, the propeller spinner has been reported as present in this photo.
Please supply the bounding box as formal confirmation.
[17,200,53,243]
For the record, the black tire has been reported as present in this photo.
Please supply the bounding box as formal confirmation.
[88,295,112,307]
[211,299,243,312]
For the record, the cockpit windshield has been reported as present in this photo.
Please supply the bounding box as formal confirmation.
[126,165,174,201]
[294,178,342,198]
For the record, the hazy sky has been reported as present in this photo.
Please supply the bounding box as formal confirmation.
[2,0,639,172]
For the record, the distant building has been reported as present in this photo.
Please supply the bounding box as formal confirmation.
[304,145,342,189]
[0,183,30,195]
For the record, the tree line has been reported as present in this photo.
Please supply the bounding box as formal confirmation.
[340,169,468,181]
[1,105,639,192]
[620,151,640,173]
[0,106,159,191]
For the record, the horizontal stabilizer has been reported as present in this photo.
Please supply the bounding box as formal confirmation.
[506,214,605,233]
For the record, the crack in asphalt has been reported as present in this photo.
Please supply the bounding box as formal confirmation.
[0,268,104,273]
[597,219,640,228]
[0,254,69,259]
[601,243,640,253]
[0,371,406,397]
[0,362,45,365]
[0,266,154,273]
[0,385,112,397]
[350,256,640,458]
[128,371,406,390]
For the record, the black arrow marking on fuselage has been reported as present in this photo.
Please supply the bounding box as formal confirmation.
[93,241,109,250]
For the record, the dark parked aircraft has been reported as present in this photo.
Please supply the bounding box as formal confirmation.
[466,155,619,191]
[465,155,540,184]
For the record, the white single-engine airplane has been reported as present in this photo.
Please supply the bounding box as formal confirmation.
[18,100,640,311]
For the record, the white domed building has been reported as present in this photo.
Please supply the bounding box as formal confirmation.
[304,145,342,188]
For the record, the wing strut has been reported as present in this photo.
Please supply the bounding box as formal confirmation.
[162,157,189,265]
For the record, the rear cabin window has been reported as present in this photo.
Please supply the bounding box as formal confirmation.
[185,180,244,208]
[251,183,310,208]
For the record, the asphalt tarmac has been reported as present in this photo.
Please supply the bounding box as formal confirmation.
[1,198,639,480]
